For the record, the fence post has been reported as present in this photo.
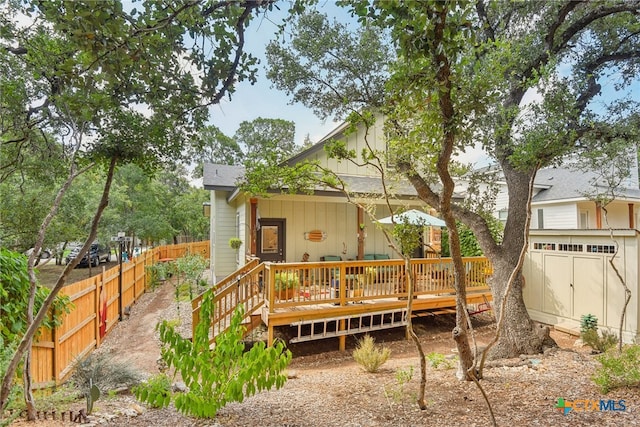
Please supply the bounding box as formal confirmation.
[51,309,58,384]
[95,276,101,348]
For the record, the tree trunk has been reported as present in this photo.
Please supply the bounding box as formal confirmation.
[1,158,115,414]
[487,263,555,360]
[403,260,428,409]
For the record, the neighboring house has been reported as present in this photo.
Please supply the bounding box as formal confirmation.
[203,119,442,279]
[529,165,640,230]
[474,157,640,231]
[475,153,640,341]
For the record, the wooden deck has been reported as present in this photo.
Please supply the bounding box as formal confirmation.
[192,257,493,351]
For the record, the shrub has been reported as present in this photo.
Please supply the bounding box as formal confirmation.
[353,334,391,373]
[133,374,172,408]
[70,353,142,395]
[274,271,299,291]
[580,313,598,333]
[0,338,21,421]
[581,329,618,353]
[579,314,618,353]
[593,345,640,393]
[383,367,415,405]
[135,292,292,418]
[426,352,457,369]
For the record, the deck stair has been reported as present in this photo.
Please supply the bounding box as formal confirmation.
[289,307,409,343]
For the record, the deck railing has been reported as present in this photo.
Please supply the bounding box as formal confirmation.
[191,258,264,342]
[264,257,492,310]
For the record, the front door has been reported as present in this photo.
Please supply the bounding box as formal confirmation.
[257,218,286,262]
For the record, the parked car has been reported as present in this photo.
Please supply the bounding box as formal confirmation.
[24,247,53,259]
[66,243,111,267]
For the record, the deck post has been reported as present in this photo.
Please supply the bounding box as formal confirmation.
[268,325,274,347]
[338,319,346,351]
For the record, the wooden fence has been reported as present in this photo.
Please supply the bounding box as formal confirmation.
[31,241,209,389]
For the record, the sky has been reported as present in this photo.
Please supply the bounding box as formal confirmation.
[207,3,346,147]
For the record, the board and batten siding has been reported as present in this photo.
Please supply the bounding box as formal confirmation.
[254,196,398,263]
[523,229,639,342]
[310,118,387,178]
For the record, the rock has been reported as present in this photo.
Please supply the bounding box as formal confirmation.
[172,381,188,393]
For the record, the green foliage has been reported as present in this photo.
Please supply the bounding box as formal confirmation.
[235,118,297,165]
[173,254,208,300]
[132,374,172,409]
[228,238,243,250]
[352,334,391,373]
[266,10,391,121]
[582,329,619,354]
[189,125,244,176]
[579,314,618,353]
[145,263,169,289]
[274,271,300,291]
[441,219,504,257]
[425,352,457,370]
[0,338,21,419]
[580,313,599,334]
[383,366,415,405]
[135,292,292,418]
[0,249,71,344]
[593,345,640,393]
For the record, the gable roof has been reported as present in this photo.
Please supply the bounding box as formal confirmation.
[532,166,640,203]
[285,121,350,166]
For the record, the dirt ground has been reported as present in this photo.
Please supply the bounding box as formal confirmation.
[36,259,120,289]
[10,278,640,426]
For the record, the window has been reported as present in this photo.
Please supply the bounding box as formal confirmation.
[533,243,555,250]
[579,210,589,229]
[558,244,583,252]
[537,209,544,229]
[586,244,616,254]
[498,209,508,223]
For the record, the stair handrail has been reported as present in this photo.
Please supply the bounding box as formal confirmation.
[191,260,264,343]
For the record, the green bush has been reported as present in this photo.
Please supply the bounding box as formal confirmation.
[426,352,457,369]
[135,292,292,418]
[274,271,299,291]
[593,345,640,393]
[133,374,172,408]
[353,334,391,373]
[581,329,618,353]
[580,313,598,333]
[0,249,71,344]
[579,314,618,353]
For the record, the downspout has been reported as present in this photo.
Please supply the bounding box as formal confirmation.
[357,206,365,260]
[250,198,258,256]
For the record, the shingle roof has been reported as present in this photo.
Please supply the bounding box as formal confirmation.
[532,167,640,202]
[202,164,245,191]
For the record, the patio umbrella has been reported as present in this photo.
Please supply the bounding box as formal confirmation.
[377,209,446,227]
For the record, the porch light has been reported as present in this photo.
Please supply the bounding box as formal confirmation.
[202,202,211,217]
